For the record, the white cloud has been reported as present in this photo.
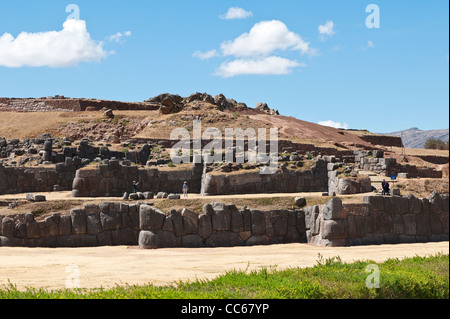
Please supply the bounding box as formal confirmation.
[108,30,131,43]
[367,40,375,48]
[0,19,109,68]
[220,7,253,20]
[220,20,314,57]
[215,56,305,78]
[192,49,219,60]
[318,120,349,130]
[318,21,336,37]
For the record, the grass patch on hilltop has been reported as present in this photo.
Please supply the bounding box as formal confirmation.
[1,253,447,299]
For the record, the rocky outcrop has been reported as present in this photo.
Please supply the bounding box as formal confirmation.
[255,102,279,116]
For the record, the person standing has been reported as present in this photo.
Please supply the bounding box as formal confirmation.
[132,181,140,193]
[182,181,189,198]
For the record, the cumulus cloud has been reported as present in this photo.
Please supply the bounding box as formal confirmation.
[215,56,305,78]
[221,20,314,57]
[0,19,109,68]
[192,49,219,60]
[220,7,253,20]
[318,21,336,38]
[318,120,349,130]
[108,30,131,43]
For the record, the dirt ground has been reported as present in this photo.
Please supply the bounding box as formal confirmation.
[0,242,448,291]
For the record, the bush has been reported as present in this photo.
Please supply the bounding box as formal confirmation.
[424,138,449,150]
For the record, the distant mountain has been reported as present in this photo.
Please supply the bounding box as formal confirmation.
[383,127,449,149]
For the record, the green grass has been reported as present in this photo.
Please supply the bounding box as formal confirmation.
[1,253,447,299]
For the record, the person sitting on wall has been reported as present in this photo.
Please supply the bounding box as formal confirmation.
[381,179,390,196]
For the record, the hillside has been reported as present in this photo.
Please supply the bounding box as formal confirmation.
[384,127,449,149]
[0,93,379,151]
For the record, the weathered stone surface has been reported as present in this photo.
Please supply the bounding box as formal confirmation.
[402,214,416,236]
[429,192,443,213]
[323,198,345,220]
[170,210,184,236]
[14,222,27,238]
[140,205,166,230]
[321,220,347,239]
[251,210,266,236]
[58,215,72,236]
[26,221,40,239]
[429,214,443,234]
[44,216,59,236]
[2,217,14,238]
[268,210,288,237]
[198,214,212,239]
[363,195,384,211]
[182,208,198,235]
[86,213,102,234]
[182,235,203,248]
[139,230,161,249]
[406,194,422,214]
[100,211,122,231]
[205,231,244,247]
[70,209,87,235]
[415,214,431,236]
[211,202,231,231]
[230,205,244,233]
[392,214,405,235]
[246,235,270,246]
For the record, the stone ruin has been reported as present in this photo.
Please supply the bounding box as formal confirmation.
[0,193,447,248]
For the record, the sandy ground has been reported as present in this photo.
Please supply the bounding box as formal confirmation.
[0,242,448,291]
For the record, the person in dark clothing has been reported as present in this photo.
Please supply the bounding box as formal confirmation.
[132,181,140,193]
[381,179,390,195]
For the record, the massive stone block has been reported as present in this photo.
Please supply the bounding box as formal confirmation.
[323,198,345,220]
[321,220,347,239]
[211,202,232,231]
[205,231,244,247]
[140,205,166,231]
[70,209,87,235]
[198,214,212,239]
[182,208,198,235]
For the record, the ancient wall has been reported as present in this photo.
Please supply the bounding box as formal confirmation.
[1,193,447,248]
[0,98,159,112]
[0,202,305,248]
[200,159,328,196]
[305,193,449,247]
[0,163,75,195]
[358,156,443,178]
[71,160,203,197]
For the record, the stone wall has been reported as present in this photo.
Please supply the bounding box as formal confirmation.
[200,159,328,196]
[1,193,448,248]
[138,202,305,249]
[0,163,75,195]
[0,202,140,247]
[305,193,449,246]
[71,160,203,197]
[358,156,442,178]
[0,98,159,112]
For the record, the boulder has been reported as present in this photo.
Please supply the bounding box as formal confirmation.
[295,197,306,207]
[323,198,345,220]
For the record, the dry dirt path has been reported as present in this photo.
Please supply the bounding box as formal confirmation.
[0,242,448,291]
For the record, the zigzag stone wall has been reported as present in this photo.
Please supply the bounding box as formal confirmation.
[306,192,449,246]
[0,193,447,248]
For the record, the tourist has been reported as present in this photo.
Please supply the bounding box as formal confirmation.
[183,181,189,198]
[132,181,140,193]
[381,179,390,196]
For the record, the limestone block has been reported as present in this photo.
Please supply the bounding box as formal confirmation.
[182,208,198,235]
[323,198,345,220]
[140,205,166,231]
[70,209,87,235]
[205,231,244,247]
[198,214,212,239]
[211,202,231,231]
[321,219,348,239]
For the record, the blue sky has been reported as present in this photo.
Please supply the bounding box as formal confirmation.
[0,0,448,133]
